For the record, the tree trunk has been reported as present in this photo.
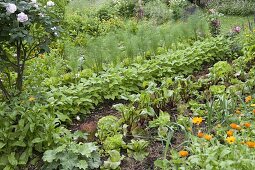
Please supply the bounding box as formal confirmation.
[16,40,23,92]
[0,79,10,100]
[137,0,144,20]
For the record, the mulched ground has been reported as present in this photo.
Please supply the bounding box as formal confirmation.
[67,97,188,169]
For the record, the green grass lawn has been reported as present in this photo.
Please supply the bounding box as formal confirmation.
[221,15,254,33]
[67,0,108,10]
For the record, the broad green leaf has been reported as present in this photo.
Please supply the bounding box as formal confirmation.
[11,141,26,147]
[59,153,78,170]
[55,112,71,122]
[32,138,44,144]
[79,143,97,157]
[140,107,155,116]
[87,152,101,169]
[104,160,120,169]
[154,159,171,169]
[19,150,29,165]
[0,155,8,166]
[43,150,57,163]
[8,152,17,166]
[75,160,88,170]
[3,165,12,170]
[30,123,35,132]
[0,142,6,149]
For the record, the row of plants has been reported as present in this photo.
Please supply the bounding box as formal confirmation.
[43,36,238,117]
[82,40,255,169]
[41,37,255,169]
[0,34,238,169]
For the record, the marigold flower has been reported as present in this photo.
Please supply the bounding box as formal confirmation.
[246,141,255,148]
[197,131,204,138]
[192,117,203,125]
[204,134,212,141]
[179,150,189,157]
[245,96,252,103]
[226,136,235,144]
[251,104,255,107]
[29,96,36,102]
[230,123,241,130]
[244,123,251,128]
[227,130,234,137]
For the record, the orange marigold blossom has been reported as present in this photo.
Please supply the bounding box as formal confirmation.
[197,131,204,138]
[230,123,241,130]
[204,134,213,141]
[192,117,203,125]
[245,96,252,103]
[226,136,235,144]
[244,122,251,128]
[246,141,255,148]
[227,130,234,137]
[179,150,189,157]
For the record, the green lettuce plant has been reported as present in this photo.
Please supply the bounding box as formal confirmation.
[103,150,124,170]
[97,116,121,141]
[103,134,126,151]
[127,139,149,161]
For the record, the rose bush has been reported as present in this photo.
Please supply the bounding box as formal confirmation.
[0,0,61,99]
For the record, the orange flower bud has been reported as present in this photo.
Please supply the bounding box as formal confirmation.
[230,123,241,130]
[245,96,252,103]
[244,123,251,128]
[197,131,204,138]
[204,134,213,141]
[227,130,234,137]
[179,150,189,157]
[246,141,255,148]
